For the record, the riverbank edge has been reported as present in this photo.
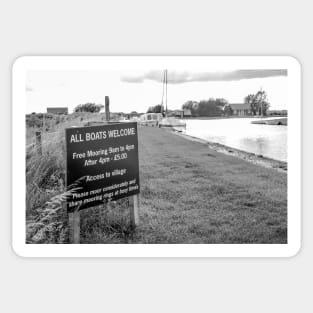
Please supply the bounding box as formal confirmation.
[251,117,287,125]
[170,129,287,173]
[183,115,287,121]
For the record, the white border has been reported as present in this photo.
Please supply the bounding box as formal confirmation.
[12,56,301,257]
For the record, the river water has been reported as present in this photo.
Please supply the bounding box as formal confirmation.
[184,117,287,162]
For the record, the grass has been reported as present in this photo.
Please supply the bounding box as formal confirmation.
[26,114,287,244]
[134,127,287,244]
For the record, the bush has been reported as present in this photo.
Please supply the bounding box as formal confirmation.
[74,103,104,113]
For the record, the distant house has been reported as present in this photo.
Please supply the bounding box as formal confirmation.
[170,110,192,118]
[183,109,192,117]
[47,107,68,115]
[229,103,251,116]
[173,110,184,118]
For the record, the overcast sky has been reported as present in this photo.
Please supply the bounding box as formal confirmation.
[26,70,287,113]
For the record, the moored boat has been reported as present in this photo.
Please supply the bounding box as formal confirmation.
[159,117,186,131]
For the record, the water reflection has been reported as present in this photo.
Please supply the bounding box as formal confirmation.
[240,136,269,156]
[185,118,287,162]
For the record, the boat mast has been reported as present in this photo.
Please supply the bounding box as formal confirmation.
[161,70,165,115]
[161,69,168,117]
[260,86,263,118]
[165,69,168,117]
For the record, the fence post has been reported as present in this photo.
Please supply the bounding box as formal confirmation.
[105,96,110,122]
[69,210,80,244]
[130,194,140,227]
[35,131,42,156]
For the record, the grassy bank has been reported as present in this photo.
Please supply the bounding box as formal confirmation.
[26,117,287,244]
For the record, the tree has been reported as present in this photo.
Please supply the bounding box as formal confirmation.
[244,94,257,115]
[197,98,223,116]
[215,98,228,107]
[223,104,233,116]
[147,104,163,113]
[74,103,104,113]
[182,100,198,116]
[244,90,270,116]
[182,99,225,117]
[255,90,270,116]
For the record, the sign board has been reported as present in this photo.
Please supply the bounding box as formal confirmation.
[65,122,140,212]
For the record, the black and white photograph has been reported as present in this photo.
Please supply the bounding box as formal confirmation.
[13,56,300,256]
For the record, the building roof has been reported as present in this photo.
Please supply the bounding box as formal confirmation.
[47,107,68,113]
[229,103,250,110]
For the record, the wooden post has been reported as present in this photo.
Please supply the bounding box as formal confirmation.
[130,194,139,227]
[102,96,111,221]
[105,96,110,122]
[35,131,42,156]
[64,128,80,244]
[69,210,80,244]
[107,200,111,211]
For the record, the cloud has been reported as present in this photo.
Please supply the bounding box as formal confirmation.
[121,69,287,84]
[121,76,144,83]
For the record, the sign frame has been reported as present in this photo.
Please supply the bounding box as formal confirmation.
[65,122,140,213]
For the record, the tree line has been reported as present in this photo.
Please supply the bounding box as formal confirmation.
[73,103,104,113]
[183,90,270,117]
[182,98,228,117]
[145,89,270,117]
[146,99,228,116]
[70,89,270,117]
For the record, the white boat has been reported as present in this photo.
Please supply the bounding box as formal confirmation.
[159,117,186,131]
[139,113,163,127]
[119,118,132,123]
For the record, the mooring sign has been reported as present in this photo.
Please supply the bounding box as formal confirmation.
[65,122,140,212]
